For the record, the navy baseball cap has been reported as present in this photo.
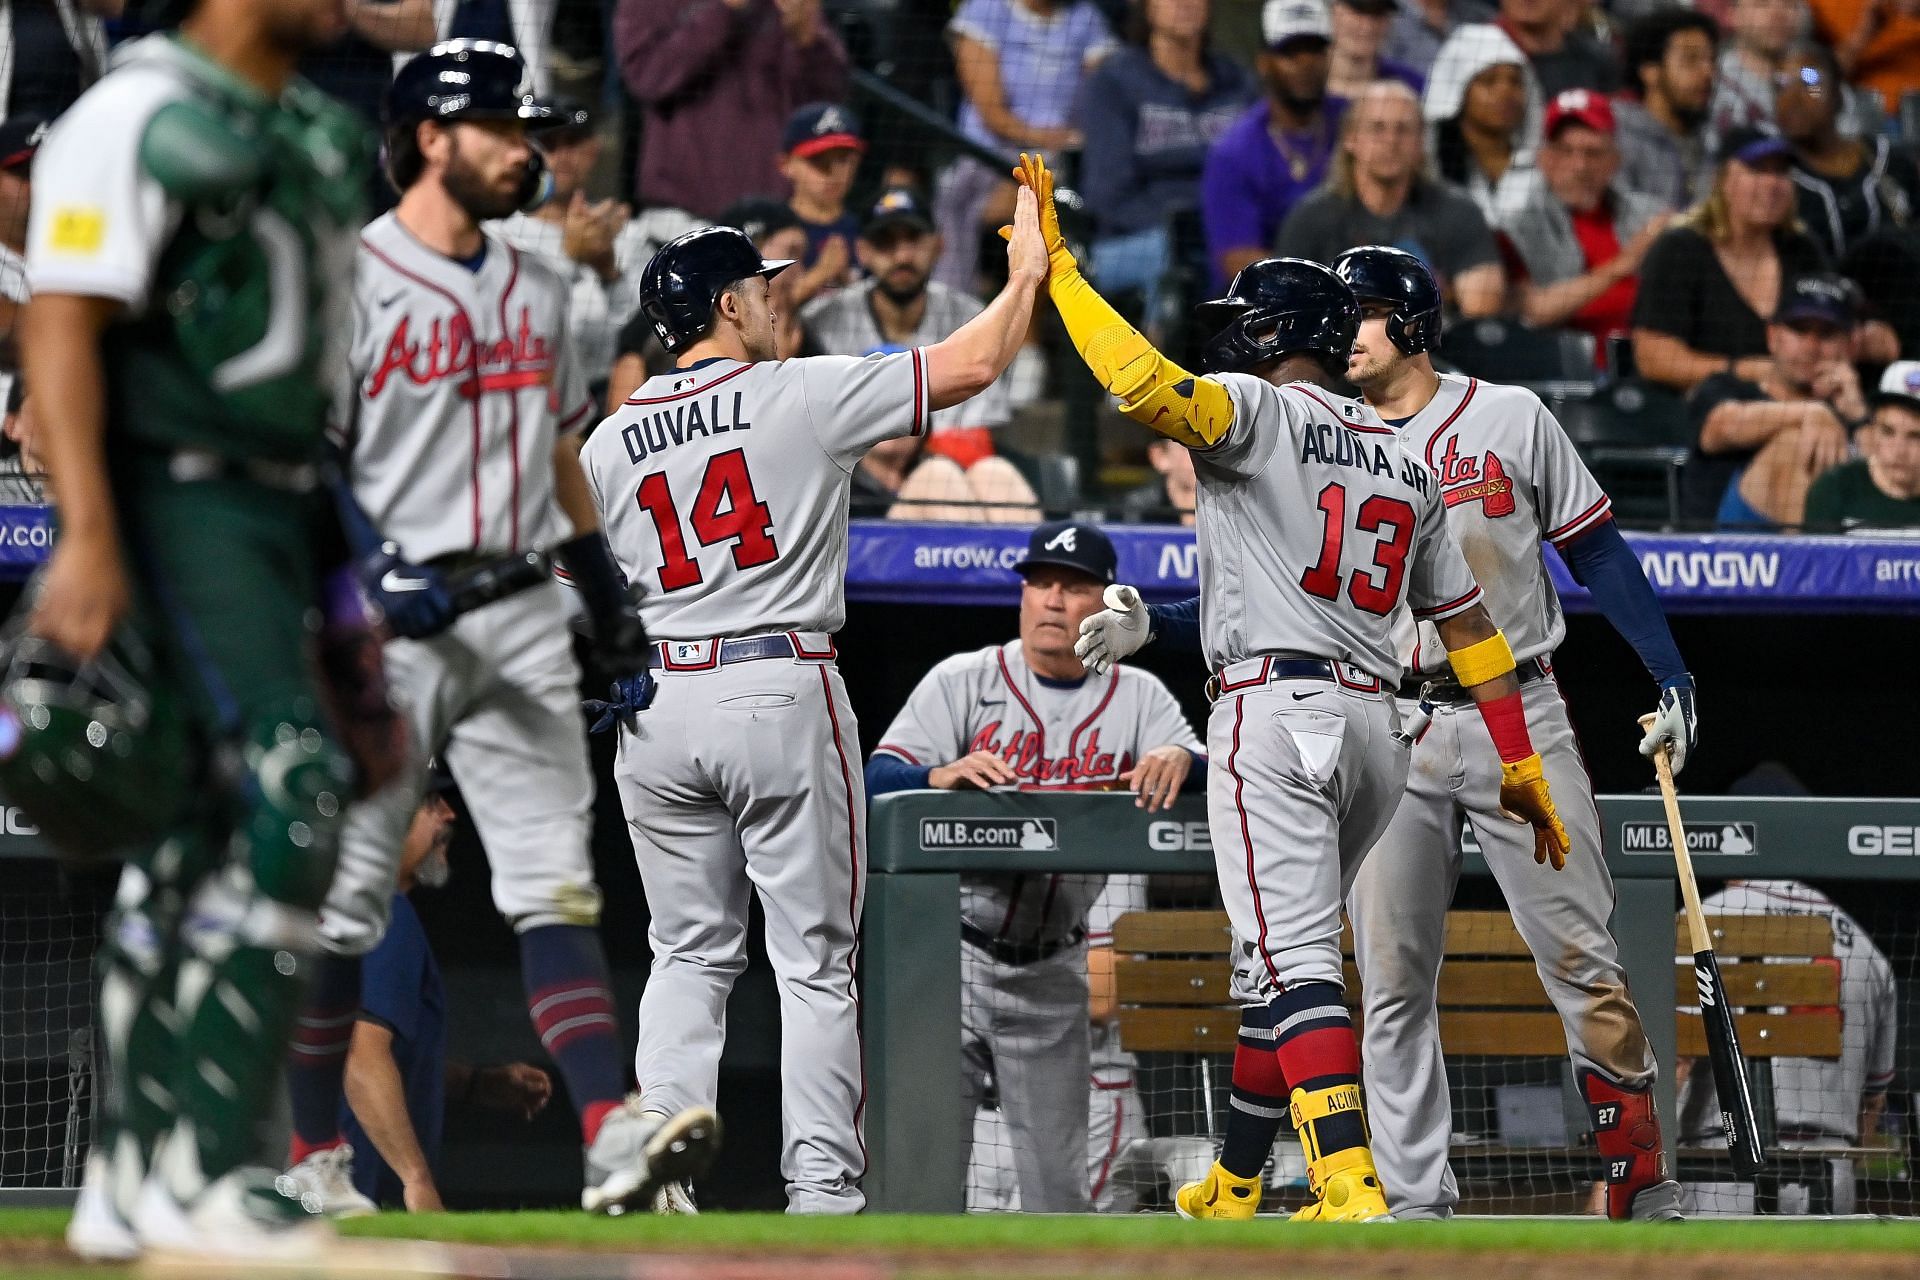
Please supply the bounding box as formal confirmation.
[1013,520,1117,584]
[1773,272,1857,330]
[1714,124,1792,169]
[718,197,803,247]
[863,187,935,238]
[784,102,865,158]
[529,95,591,138]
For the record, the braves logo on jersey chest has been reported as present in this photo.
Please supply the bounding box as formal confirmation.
[367,305,553,399]
[967,723,1131,787]
[1433,435,1517,517]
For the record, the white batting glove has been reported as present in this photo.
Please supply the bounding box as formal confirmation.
[1638,680,1698,775]
[1075,584,1151,676]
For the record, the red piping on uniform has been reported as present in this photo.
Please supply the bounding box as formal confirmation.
[1068,668,1119,758]
[1089,1092,1125,1203]
[498,246,522,552]
[1412,584,1484,619]
[1547,498,1614,546]
[995,649,1047,756]
[1286,384,1393,433]
[911,347,926,436]
[362,238,487,550]
[1228,698,1281,987]
[624,362,752,405]
[559,399,594,433]
[996,876,1027,939]
[1424,378,1480,472]
[873,744,921,765]
[818,665,869,1174]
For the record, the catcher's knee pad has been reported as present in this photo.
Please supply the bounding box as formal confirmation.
[236,698,355,912]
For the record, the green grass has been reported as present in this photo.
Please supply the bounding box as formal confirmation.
[5,1207,1920,1255]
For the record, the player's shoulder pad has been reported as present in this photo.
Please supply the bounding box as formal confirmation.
[139,97,268,204]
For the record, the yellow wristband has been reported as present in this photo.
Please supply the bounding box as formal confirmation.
[1447,630,1516,687]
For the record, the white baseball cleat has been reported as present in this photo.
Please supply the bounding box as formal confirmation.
[282,1143,378,1218]
[66,1164,138,1262]
[133,1167,333,1262]
[651,1179,699,1214]
[582,1099,721,1215]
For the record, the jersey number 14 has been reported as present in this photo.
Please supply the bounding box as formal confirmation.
[635,449,780,592]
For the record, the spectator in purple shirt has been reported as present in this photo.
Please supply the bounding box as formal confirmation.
[1075,0,1255,331]
[1200,0,1346,285]
[615,0,850,220]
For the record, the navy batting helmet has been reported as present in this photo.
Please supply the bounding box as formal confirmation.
[1332,246,1443,355]
[1193,258,1360,376]
[639,227,795,354]
[383,41,555,196]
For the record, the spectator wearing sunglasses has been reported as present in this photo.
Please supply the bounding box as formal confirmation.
[1776,42,1920,261]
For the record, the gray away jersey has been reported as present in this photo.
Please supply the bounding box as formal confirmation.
[1198,377,1484,680]
[582,350,930,639]
[1390,374,1614,676]
[1682,881,1896,1143]
[344,214,595,563]
[872,641,1202,943]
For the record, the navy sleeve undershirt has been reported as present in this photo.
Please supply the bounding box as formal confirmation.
[1559,519,1689,687]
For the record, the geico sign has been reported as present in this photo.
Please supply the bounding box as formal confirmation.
[1847,826,1920,856]
[1147,821,1211,852]
[0,807,39,835]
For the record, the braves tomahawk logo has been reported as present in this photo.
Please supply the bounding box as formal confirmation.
[1432,435,1516,517]
[1044,526,1078,552]
[368,306,553,399]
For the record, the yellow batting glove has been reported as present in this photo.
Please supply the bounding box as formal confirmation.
[999,152,1075,274]
[1499,753,1572,871]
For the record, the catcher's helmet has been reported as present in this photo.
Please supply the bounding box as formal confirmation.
[1332,245,1443,355]
[639,226,795,354]
[0,629,190,866]
[1193,257,1360,376]
[383,41,555,198]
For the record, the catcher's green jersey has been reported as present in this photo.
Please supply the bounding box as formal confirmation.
[26,34,371,463]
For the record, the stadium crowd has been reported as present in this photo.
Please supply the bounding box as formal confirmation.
[0,0,1917,528]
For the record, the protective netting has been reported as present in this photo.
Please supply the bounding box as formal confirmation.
[0,856,100,1189]
[958,864,1917,1216]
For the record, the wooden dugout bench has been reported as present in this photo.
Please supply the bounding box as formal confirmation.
[1113,908,1847,1210]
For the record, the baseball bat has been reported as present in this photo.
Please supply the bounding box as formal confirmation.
[1641,714,1768,1176]
[446,550,552,616]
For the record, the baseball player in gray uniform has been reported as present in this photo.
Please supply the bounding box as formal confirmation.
[292,41,715,1219]
[1082,247,1700,1221]
[1335,246,1695,1221]
[865,520,1204,1212]
[1683,879,1896,1214]
[1021,153,1569,1222]
[576,184,1050,1212]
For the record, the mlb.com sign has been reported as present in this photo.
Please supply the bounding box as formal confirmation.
[1622,821,1757,855]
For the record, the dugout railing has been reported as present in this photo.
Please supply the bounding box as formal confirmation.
[862,791,1920,1214]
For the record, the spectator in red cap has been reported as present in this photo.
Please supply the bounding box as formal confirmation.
[1504,90,1671,365]
[615,0,850,221]
[780,102,865,282]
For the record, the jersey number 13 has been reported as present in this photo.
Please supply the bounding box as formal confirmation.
[635,449,780,592]
[1299,483,1415,617]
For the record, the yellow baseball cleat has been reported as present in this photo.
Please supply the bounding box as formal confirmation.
[1174,1161,1262,1220]
[1290,1147,1392,1222]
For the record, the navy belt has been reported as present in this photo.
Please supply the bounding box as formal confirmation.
[962,922,1086,966]
[1205,657,1343,703]
[650,632,838,672]
[1402,656,1552,703]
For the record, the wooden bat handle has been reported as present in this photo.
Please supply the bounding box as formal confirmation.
[1641,712,1712,955]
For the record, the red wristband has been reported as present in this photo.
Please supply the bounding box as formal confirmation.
[1476,688,1535,764]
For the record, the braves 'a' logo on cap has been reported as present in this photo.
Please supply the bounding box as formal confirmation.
[813,105,850,137]
[1044,527,1078,552]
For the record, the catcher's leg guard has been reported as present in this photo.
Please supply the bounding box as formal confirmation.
[1581,1068,1682,1220]
[162,701,353,1200]
[1289,1083,1390,1222]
